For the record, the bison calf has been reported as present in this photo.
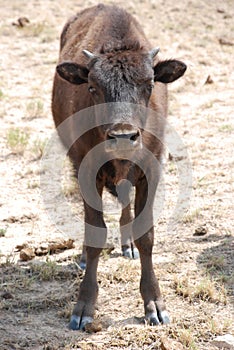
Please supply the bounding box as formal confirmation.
[52,4,186,330]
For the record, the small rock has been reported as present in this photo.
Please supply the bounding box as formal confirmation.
[193,226,208,236]
[12,17,30,28]
[217,8,225,14]
[219,38,234,46]
[160,337,184,350]
[15,243,28,251]
[20,247,35,261]
[1,291,14,299]
[204,75,214,85]
[212,334,234,349]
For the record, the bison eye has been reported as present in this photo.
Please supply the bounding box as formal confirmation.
[88,86,96,93]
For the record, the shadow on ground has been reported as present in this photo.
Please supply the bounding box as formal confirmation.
[196,234,234,296]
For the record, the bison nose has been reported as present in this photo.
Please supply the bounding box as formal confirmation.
[105,128,142,154]
[108,129,140,141]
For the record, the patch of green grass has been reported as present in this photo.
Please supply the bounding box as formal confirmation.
[167,160,177,174]
[26,99,44,119]
[218,124,234,133]
[0,227,7,237]
[6,128,29,155]
[1,253,16,266]
[101,248,111,261]
[30,259,61,281]
[203,255,226,273]
[27,180,39,189]
[31,137,47,159]
[216,272,234,285]
[182,208,201,223]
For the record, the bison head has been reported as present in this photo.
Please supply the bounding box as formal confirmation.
[56,48,186,154]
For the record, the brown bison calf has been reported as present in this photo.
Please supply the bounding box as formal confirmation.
[52,4,186,330]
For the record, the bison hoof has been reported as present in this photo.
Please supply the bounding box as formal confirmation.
[122,246,139,259]
[132,247,139,259]
[69,315,80,330]
[69,315,93,331]
[158,310,170,324]
[147,310,170,326]
[79,261,86,270]
[147,312,160,325]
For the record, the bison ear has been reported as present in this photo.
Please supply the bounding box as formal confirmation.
[56,61,89,84]
[153,60,187,83]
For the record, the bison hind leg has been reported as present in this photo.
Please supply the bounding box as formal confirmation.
[117,180,140,259]
[79,245,87,270]
[122,243,139,259]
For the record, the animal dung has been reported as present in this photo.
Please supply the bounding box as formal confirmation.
[17,239,75,261]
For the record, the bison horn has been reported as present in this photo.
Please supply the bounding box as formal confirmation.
[149,47,160,59]
[82,50,97,60]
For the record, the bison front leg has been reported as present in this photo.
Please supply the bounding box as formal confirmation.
[69,201,107,330]
[133,176,170,325]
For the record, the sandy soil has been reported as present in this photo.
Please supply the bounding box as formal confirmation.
[0,0,233,349]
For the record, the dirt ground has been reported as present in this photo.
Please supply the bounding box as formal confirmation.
[0,0,233,349]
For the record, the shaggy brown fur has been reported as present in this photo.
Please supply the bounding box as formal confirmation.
[52,4,186,330]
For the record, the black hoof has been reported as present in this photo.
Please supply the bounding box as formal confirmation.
[69,315,80,330]
[132,247,139,259]
[79,261,86,270]
[158,310,170,324]
[69,315,93,331]
[123,247,133,258]
[146,312,160,325]
[122,246,139,259]
[146,310,170,326]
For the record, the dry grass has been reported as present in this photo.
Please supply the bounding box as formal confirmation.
[173,275,227,304]
[178,328,198,350]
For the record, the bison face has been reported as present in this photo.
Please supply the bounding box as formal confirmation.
[56,48,186,105]
[56,49,186,154]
